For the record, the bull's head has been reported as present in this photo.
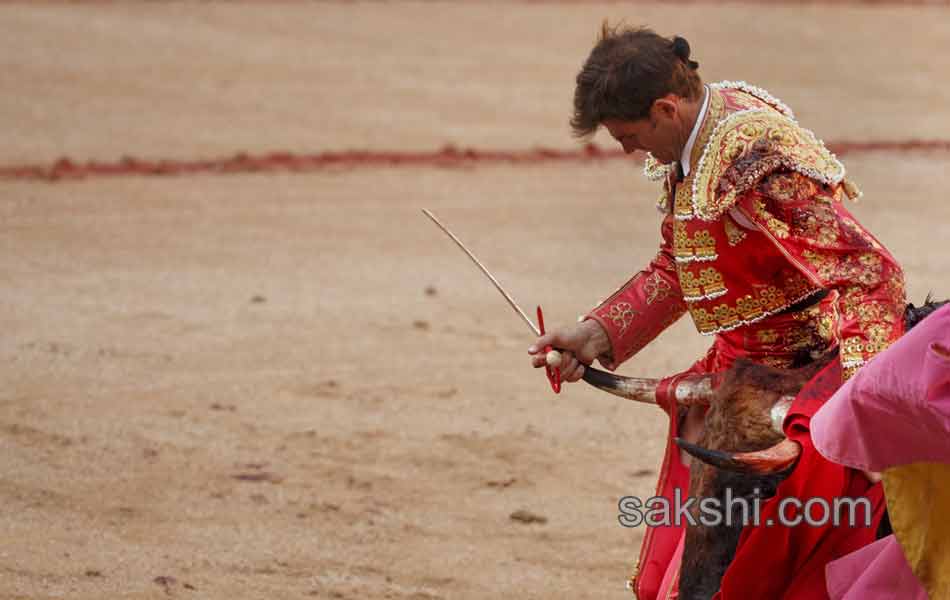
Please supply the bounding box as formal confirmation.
[676,358,832,597]
[585,358,827,600]
[581,359,814,476]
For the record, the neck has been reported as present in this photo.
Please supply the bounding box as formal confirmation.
[672,92,704,161]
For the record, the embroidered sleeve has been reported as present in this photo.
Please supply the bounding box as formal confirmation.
[737,171,906,379]
[584,214,688,369]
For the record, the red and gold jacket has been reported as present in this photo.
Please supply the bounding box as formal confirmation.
[586,82,907,600]
[585,82,906,381]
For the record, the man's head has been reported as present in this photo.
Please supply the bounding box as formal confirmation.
[572,24,704,163]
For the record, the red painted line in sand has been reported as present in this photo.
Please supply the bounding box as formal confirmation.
[2,140,950,182]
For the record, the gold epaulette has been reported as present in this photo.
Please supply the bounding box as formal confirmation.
[689,110,846,221]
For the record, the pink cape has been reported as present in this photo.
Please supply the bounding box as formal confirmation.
[811,304,950,600]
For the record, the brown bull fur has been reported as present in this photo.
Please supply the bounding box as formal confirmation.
[679,357,828,599]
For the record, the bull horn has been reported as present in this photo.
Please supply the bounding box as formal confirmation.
[770,396,795,435]
[672,373,720,407]
[581,367,660,404]
[675,437,802,475]
[581,367,715,407]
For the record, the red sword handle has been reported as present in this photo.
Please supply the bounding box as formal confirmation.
[536,305,561,394]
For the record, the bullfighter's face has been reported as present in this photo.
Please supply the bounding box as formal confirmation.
[602,95,693,165]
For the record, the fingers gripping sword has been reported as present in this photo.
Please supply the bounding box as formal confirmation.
[422,209,562,393]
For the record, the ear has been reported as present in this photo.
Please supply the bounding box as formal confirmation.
[650,96,679,121]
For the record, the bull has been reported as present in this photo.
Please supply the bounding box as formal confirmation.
[581,298,947,600]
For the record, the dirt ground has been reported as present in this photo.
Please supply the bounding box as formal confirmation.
[2,2,949,599]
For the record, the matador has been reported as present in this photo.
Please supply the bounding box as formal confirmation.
[529,25,906,600]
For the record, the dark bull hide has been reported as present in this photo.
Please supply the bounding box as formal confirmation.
[676,358,823,599]
[581,297,947,600]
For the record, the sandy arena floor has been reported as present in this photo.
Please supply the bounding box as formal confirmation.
[2,2,949,599]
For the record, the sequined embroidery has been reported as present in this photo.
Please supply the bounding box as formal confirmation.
[674,221,718,263]
[680,267,727,301]
[689,272,818,335]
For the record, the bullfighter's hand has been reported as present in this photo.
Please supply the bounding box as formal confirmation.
[528,319,611,382]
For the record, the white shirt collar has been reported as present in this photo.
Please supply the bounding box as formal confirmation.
[680,85,710,178]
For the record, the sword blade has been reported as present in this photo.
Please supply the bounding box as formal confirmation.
[422,209,540,336]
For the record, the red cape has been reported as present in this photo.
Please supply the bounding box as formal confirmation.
[714,361,886,599]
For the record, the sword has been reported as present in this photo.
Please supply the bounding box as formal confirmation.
[422,209,561,392]
[422,209,541,335]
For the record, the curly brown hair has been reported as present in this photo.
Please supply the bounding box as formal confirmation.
[571,23,703,137]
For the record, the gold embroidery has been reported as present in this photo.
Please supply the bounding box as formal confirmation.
[736,294,764,321]
[840,286,863,319]
[817,313,835,343]
[701,268,727,296]
[679,272,700,298]
[787,326,820,352]
[841,336,865,366]
[797,218,839,246]
[866,324,893,355]
[674,179,694,220]
[843,364,862,380]
[787,308,837,354]
[713,303,740,329]
[605,302,638,334]
[742,301,836,363]
[816,226,838,246]
[723,215,748,246]
[778,194,842,247]
[802,250,835,281]
[688,271,819,334]
[859,253,882,269]
[674,221,717,261]
[760,356,794,368]
[801,250,883,286]
[679,267,726,300]
[858,255,883,286]
[844,296,903,364]
[692,306,718,333]
[753,199,791,239]
[792,303,821,320]
[761,172,820,203]
[690,109,845,221]
[644,272,673,305]
[886,276,907,308]
[856,301,896,325]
